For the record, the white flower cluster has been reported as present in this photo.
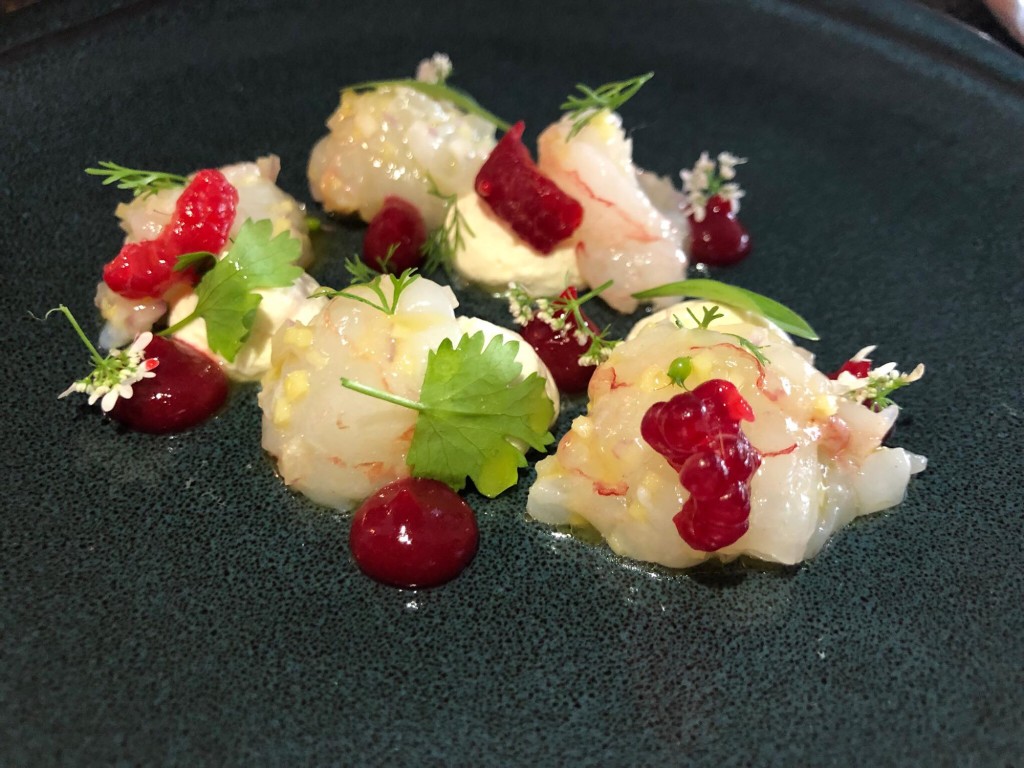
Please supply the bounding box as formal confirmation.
[416,53,453,85]
[831,345,925,407]
[59,332,158,412]
[506,282,612,366]
[680,151,746,223]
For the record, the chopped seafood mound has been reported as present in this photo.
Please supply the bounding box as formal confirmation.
[537,112,687,313]
[527,309,926,568]
[308,86,496,228]
[260,276,557,510]
[95,156,315,363]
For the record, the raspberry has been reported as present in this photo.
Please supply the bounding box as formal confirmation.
[642,379,760,552]
[165,169,238,255]
[363,196,427,273]
[102,169,238,300]
[641,391,740,469]
[672,486,750,552]
[692,379,755,423]
[829,359,871,380]
[475,121,583,254]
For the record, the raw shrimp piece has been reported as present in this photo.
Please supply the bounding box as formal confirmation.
[260,276,558,510]
[526,314,925,568]
[537,112,687,313]
[307,86,496,228]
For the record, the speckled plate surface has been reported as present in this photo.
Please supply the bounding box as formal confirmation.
[2,0,1022,764]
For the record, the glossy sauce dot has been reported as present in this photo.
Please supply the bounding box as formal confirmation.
[110,335,229,433]
[349,477,478,589]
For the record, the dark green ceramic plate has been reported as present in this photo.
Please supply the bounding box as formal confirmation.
[2,0,1022,764]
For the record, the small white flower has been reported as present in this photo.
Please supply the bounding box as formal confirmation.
[901,363,926,384]
[717,152,747,181]
[59,331,158,413]
[850,345,877,362]
[416,53,453,84]
[680,149,747,220]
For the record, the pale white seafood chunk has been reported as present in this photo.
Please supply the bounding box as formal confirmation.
[167,272,328,382]
[527,314,925,568]
[537,112,687,313]
[307,86,496,228]
[261,277,558,510]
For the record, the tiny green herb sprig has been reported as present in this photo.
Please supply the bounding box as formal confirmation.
[342,79,510,131]
[676,304,771,366]
[560,72,653,140]
[422,177,474,274]
[310,265,420,316]
[340,331,554,497]
[85,161,189,198]
[633,278,819,341]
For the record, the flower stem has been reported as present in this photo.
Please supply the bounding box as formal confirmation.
[49,305,105,365]
[340,377,426,412]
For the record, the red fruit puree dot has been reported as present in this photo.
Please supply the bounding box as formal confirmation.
[363,196,427,273]
[110,335,228,434]
[689,194,751,266]
[350,477,479,589]
[520,287,600,394]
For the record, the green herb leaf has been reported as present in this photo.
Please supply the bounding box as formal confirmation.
[633,278,819,340]
[560,72,653,140]
[676,303,771,365]
[161,219,303,361]
[422,176,473,274]
[343,79,510,131]
[85,161,189,198]
[310,267,420,315]
[341,332,555,497]
[173,251,217,272]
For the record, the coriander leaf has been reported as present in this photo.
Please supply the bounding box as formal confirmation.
[173,251,217,271]
[633,278,819,340]
[411,332,555,495]
[343,79,510,131]
[162,219,303,361]
[341,332,555,497]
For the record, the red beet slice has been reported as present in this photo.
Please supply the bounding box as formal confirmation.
[474,121,583,254]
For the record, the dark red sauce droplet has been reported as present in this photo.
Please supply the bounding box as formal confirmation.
[519,287,599,394]
[350,477,478,589]
[363,196,427,273]
[110,335,228,433]
[688,194,751,266]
